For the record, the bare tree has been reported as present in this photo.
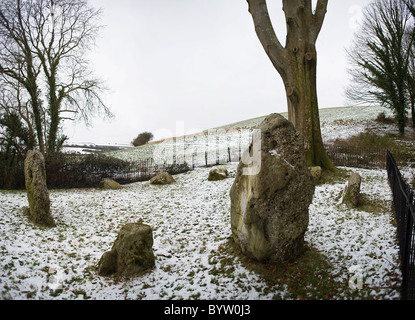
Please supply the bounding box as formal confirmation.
[346,0,414,134]
[246,0,334,170]
[0,0,111,155]
[0,75,36,150]
[0,0,45,153]
[30,0,111,153]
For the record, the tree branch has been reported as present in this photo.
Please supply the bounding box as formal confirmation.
[312,0,328,41]
[246,0,288,75]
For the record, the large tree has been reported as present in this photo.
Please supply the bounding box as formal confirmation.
[246,0,334,170]
[404,0,415,128]
[346,0,414,134]
[0,0,111,156]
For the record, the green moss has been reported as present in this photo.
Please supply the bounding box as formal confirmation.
[211,238,365,300]
[208,168,229,181]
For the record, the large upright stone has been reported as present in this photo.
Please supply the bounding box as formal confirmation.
[230,113,315,263]
[24,150,55,227]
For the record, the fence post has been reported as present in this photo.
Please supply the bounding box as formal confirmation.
[386,150,415,300]
[216,135,219,165]
[239,129,241,161]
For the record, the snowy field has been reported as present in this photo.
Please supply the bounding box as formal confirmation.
[0,167,402,300]
[0,105,405,300]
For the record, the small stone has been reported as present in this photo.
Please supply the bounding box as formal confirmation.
[150,172,176,185]
[208,168,229,181]
[309,166,322,183]
[99,178,121,190]
[98,223,155,277]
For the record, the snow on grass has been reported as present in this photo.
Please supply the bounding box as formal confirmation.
[108,105,390,164]
[0,163,401,300]
[319,106,394,143]
[307,167,401,299]
[109,129,254,166]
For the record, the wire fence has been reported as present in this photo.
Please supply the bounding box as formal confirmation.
[45,147,242,189]
[325,145,387,169]
[386,150,415,300]
[1,133,412,189]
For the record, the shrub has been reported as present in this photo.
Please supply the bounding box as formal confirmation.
[327,131,412,169]
[375,112,395,125]
[46,153,132,188]
[131,132,154,147]
[165,163,191,175]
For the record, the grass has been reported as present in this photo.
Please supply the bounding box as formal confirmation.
[210,238,355,300]
[318,167,351,186]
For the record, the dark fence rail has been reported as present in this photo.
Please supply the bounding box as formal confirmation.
[0,150,235,190]
[386,150,415,300]
[46,158,194,189]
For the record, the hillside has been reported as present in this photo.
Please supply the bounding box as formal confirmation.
[108,105,397,164]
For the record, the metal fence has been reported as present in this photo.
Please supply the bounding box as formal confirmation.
[386,150,415,300]
[326,145,387,169]
[44,147,239,189]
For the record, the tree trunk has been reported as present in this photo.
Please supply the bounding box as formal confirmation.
[247,0,335,170]
[24,52,45,155]
[47,71,59,154]
[16,0,45,155]
[284,44,334,169]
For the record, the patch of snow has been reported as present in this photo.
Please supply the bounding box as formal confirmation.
[269,149,295,169]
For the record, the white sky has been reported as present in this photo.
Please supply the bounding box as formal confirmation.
[63,0,372,145]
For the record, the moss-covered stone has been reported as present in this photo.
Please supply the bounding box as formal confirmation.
[309,166,322,184]
[150,172,176,185]
[230,113,314,264]
[342,173,362,208]
[24,150,55,228]
[99,178,121,190]
[208,168,229,181]
[98,223,155,277]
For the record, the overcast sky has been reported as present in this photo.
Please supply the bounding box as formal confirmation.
[63,0,373,145]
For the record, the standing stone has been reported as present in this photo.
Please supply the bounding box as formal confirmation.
[24,150,55,227]
[342,173,362,208]
[98,223,155,277]
[230,113,315,263]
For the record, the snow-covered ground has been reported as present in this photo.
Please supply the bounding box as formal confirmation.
[108,105,395,165]
[0,105,405,300]
[0,164,401,300]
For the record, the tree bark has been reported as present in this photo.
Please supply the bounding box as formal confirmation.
[247,0,335,170]
[16,0,45,155]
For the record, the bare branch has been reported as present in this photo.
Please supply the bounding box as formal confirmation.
[312,0,329,41]
[246,0,288,75]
